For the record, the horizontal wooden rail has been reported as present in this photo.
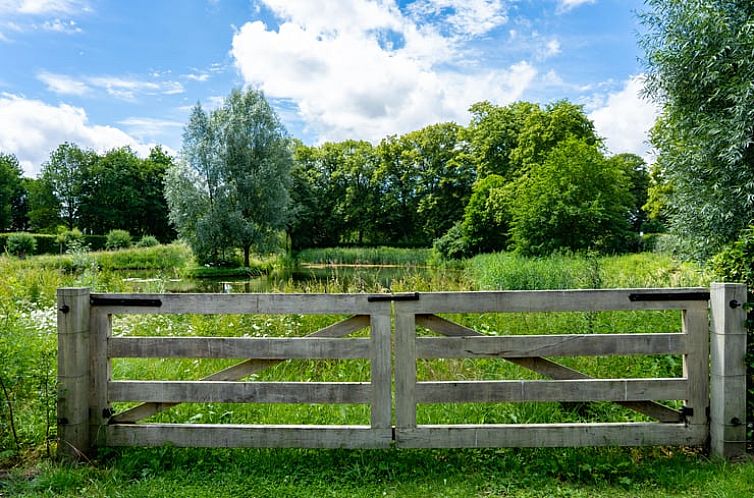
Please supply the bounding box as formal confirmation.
[107,424,392,449]
[109,337,371,359]
[414,379,687,403]
[415,333,686,358]
[400,288,709,313]
[109,381,371,404]
[90,293,389,315]
[395,423,706,448]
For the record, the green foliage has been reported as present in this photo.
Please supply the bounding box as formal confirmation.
[510,100,600,173]
[510,138,634,256]
[6,232,37,258]
[135,235,160,248]
[296,246,432,266]
[0,152,26,231]
[461,174,513,254]
[432,222,470,260]
[641,1,754,260]
[166,89,292,266]
[105,229,132,250]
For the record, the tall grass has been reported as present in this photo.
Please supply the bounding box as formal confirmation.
[296,247,432,266]
[28,242,193,273]
[465,251,709,290]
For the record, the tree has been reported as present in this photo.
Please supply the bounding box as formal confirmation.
[606,153,650,233]
[166,89,292,266]
[461,174,513,254]
[641,1,754,259]
[510,138,633,256]
[39,143,93,229]
[25,177,60,232]
[510,100,600,173]
[0,153,24,231]
[464,101,539,179]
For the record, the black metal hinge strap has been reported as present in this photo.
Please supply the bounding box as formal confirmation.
[90,297,163,307]
[367,292,420,302]
[628,292,710,302]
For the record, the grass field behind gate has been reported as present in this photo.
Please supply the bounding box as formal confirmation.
[2,248,753,497]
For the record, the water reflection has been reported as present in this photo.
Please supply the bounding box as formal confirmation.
[121,264,445,294]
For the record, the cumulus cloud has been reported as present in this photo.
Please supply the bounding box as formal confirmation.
[0,93,157,176]
[407,0,509,37]
[589,75,659,161]
[232,0,534,142]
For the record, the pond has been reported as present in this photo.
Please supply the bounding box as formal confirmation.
[119,264,458,293]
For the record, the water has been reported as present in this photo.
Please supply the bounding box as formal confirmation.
[119,264,444,293]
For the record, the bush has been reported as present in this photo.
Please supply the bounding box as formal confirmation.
[135,235,160,248]
[433,223,470,260]
[6,233,37,258]
[105,229,132,250]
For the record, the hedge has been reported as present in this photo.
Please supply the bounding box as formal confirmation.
[0,233,107,255]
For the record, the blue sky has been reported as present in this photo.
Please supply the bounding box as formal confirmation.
[0,0,657,176]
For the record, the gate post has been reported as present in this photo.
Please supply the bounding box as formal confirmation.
[709,282,747,459]
[57,288,91,460]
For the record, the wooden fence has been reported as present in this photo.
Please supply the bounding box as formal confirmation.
[57,284,748,460]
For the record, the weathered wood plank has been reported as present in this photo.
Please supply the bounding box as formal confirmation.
[401,288,708,314]
[89,310,111,447]
[416,333,686,358]
[709,282,748,459]
[109,381,371,404]
[57,288,91,460]
[109,337,371,359]
[417,315,683,422]
[415,379,687,403]
[109,315,370,423]
[107,424,392,449]
[682,305,709,429]
[91,293,390,315]
[395,311,417,430]
[370,312,392,429]
[395,423,706,448]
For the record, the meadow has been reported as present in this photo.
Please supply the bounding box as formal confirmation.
[1,245,753,497]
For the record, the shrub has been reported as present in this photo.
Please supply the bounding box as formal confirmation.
[433,222,470,260]
[136,235,160,248]
[6,233,37,258]
[105,229,132,250]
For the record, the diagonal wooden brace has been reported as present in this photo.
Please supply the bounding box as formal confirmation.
[110,315,371,424]
[415,314,682,423]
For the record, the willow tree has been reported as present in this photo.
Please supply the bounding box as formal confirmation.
[166,88,292,266]
[641,1,754,259]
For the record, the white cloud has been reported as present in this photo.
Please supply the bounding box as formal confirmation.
[0,93,156,176]
[0,0,89,15]
[557,0,596,13]
[232,0,535,142]
[36,72,184,100]
[37,70,89,95]
[39,18,81,33]
[589,75,659,161]
[544,38,560,57]
[117,117,183,139]
[407,0,508,37]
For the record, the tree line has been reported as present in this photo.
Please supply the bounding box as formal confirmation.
[0,93,654,264]
[0,144,175,241]
[289,100,653,257]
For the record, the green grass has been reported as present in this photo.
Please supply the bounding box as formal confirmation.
[27,242,193,273]
[1,247,752,497]
[296,247,433,266]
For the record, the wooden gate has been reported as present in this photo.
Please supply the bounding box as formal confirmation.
[57,284,747,459]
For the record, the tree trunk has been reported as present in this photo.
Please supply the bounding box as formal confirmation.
[243,245,250,268]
